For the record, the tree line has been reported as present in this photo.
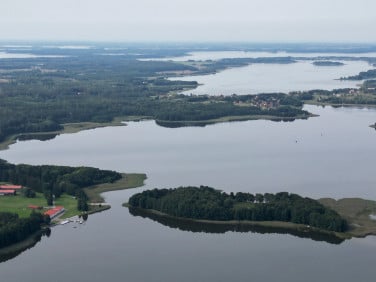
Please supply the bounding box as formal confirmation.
[0,158,121,210]
[0,212,50,249]
[0,54,310,143]
[128,186,348,232]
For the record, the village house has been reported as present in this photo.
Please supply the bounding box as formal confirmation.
[0,184,23,196]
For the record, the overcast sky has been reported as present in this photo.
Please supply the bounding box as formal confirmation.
[1,0,375,42]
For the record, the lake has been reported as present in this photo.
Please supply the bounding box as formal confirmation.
[0,104,376,282]
[148,50,376,61]
[0,51,66,59]
[169,60,371,95]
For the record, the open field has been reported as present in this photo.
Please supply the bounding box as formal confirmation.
[0,173,146,222]
[0,192,78,218]
[319,198,376,237]
[84,173,147,203]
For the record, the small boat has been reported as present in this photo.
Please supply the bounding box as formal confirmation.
[60,220,69,225]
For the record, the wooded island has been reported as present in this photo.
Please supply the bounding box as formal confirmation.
[128,186,348,232]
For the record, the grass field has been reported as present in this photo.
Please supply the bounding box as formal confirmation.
[0,192,78,218]
[0,173,146,221]
[319,198,376,237]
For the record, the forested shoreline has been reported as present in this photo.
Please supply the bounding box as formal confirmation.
[0,212,49,249]
[128,187,348,232]
[2,45,376,144]
[0,158,121,210]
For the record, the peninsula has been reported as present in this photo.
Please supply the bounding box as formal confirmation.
[0,158,146,250]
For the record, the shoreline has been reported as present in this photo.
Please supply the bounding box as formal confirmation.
[124,204,350,240]
[1,98,373,151]
[0,173,146,255]
[126,196,376,239]
[155,113,315,128]
[0,113,313,150]
[0,116,150,151]
[0,230,45,263]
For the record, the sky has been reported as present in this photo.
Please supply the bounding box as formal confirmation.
[1,0,375,42]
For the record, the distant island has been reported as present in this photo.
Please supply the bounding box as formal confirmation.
[127,187,376,239]
[312,61,344,66]
[127,187,348,233]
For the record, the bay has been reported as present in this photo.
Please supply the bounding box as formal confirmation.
[0,105,376,281]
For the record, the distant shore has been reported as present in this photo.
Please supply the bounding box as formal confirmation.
[155,113,315,128]
[0,116,150,151]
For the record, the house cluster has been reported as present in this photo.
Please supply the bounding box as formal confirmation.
[0,184,23,196]
[234,96,280,109]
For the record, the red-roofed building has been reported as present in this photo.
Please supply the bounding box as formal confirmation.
[44,206,65,219]
[0,185,23,190]
[0,190,16,196]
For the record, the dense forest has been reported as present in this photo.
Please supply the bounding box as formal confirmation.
[0,211,49,249]
[2,45,376,143]
[0,158,121,210]
[128,186,348,232]
[0,48,316,143]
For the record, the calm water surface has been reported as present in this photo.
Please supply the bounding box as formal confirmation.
[148,50,376,61]
[0,105,376,281]
[169,61,371,95]
[0,52,67,59]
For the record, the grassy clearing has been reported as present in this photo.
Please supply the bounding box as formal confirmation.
[55,194,80,219]
[0,173,146,220]
[0,193,46,218]
[0,192,78,219]
[319,198,376,237]
[84,173,147,203]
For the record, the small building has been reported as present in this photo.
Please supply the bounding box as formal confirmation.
[44,206,65,219]
[0,185,23,190]
[0,190,16,196]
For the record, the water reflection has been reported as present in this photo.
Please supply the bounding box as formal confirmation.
[128,207,345,245]
[0,228,51,263]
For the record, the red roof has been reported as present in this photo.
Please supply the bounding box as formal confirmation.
[0,190,15,193]
[0,185,22,190]
[44,206,64,217]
